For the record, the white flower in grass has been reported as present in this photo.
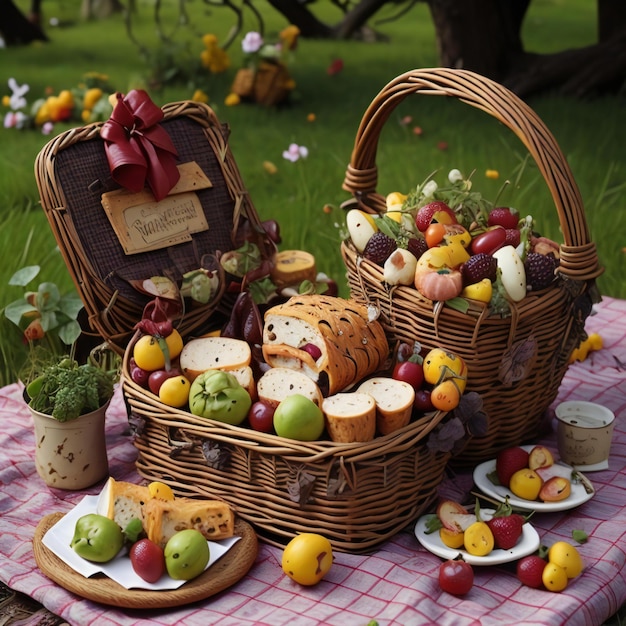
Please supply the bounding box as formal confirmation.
[422,180,438,198]
[448,169,463,183]
[283,143,308,162]
[242,32,263,54]
[8,77,29,110]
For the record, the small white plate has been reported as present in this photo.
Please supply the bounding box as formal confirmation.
[414,509,541,565]
[472,445,595,512]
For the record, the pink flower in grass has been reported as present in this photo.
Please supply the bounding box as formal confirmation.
[282,143,308,162]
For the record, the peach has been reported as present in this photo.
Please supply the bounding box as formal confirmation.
[528,445,555,471]
[539,476,572,502]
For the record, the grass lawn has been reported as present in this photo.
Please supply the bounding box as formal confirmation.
[0,0,624,387]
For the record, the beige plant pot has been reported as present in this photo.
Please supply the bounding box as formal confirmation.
[30,400,110,490]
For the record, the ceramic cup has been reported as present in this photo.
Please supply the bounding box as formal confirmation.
[31,401,110,490]
[555,401,615,470]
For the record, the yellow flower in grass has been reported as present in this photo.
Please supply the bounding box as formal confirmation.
[192,89,209,104]
[201,33,231,73]
[279,25,300,51]
[225,93,241,107]
[486,169,499,179]
[2,95,10,107]
[83,87,103,111]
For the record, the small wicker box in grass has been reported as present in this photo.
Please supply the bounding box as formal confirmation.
[340,68,603,465]
[35,94,454,554]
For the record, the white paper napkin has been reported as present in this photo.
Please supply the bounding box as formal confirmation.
[42,495,240,590]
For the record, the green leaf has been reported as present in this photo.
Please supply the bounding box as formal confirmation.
[58,319,82,346]
[8,265,40,287]
[35,282,62,312]
[572,529,588,544]
[4,300,37,327]
[446,297,470,314]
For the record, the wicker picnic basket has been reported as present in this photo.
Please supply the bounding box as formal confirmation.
[123,350,452,553]
[341,68,603,466]
[34,99,275,354]
[35,94,454,553]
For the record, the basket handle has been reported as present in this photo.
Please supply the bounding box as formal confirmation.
[342,68,602,281]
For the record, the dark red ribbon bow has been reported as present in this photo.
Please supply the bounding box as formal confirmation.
[101,90,180,201]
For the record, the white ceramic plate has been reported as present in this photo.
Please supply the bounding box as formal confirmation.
[414,509,541,565]
[472,445,595,512]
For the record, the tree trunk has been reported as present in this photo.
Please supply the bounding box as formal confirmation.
[0,0,48,44]
[426,0,625,98]
[426,0,529,83]
[264,0,334,38]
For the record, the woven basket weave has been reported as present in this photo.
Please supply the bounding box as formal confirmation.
[341,68,603,465]
[34,100,274,353]
[123,330,452,554]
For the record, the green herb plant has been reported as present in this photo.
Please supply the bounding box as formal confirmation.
[3,265,119,420]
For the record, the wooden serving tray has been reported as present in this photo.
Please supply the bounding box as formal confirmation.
[33,513,258,609]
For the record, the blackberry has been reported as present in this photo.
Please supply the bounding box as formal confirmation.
[525,252,558,290]
[363,232,397,266]
[406,237,428,260]
[461,253,497,285]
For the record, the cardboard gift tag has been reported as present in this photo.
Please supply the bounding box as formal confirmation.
[101,161,213,255]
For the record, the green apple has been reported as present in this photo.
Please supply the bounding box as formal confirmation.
[164,529,210,580]
[273,394,325,441]
[70,514,124,563]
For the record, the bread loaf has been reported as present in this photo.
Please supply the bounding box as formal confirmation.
[322,392,376,443]
[179,336,251,381]
[262,294,389,396]
[356,377,415,435]
[144,497,235,548]
[96,477,150,531]
[257,366,323,408]
[95,477,234,546]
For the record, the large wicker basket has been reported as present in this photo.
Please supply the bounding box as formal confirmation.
[123,334,452,554]
[34,100,275,354]
[341,68,603,465]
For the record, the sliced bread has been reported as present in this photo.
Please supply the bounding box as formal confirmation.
[257,366,323,408]
[179,336,251,381]
[356,377,415,436]
[322,392,376,443]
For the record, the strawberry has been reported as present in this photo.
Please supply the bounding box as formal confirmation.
[487,512,525,550]
[415,201,457,232]
[488,207,519,230]
[516,554,547,589]
[495,446,529,487]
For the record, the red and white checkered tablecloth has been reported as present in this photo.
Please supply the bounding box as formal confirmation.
[1,297,625,626]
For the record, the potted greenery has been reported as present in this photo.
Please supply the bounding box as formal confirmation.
[4,265,120,490]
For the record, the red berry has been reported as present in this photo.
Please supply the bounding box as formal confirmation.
[517,555,547,589]
[487,514,525,550]
[496,446,530,487]
[461,253,497,285]
[504,228,521,248]
[363,232,397,265]
[439,557,474,595]
[130,538,166,583]
[488,207,519,230]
